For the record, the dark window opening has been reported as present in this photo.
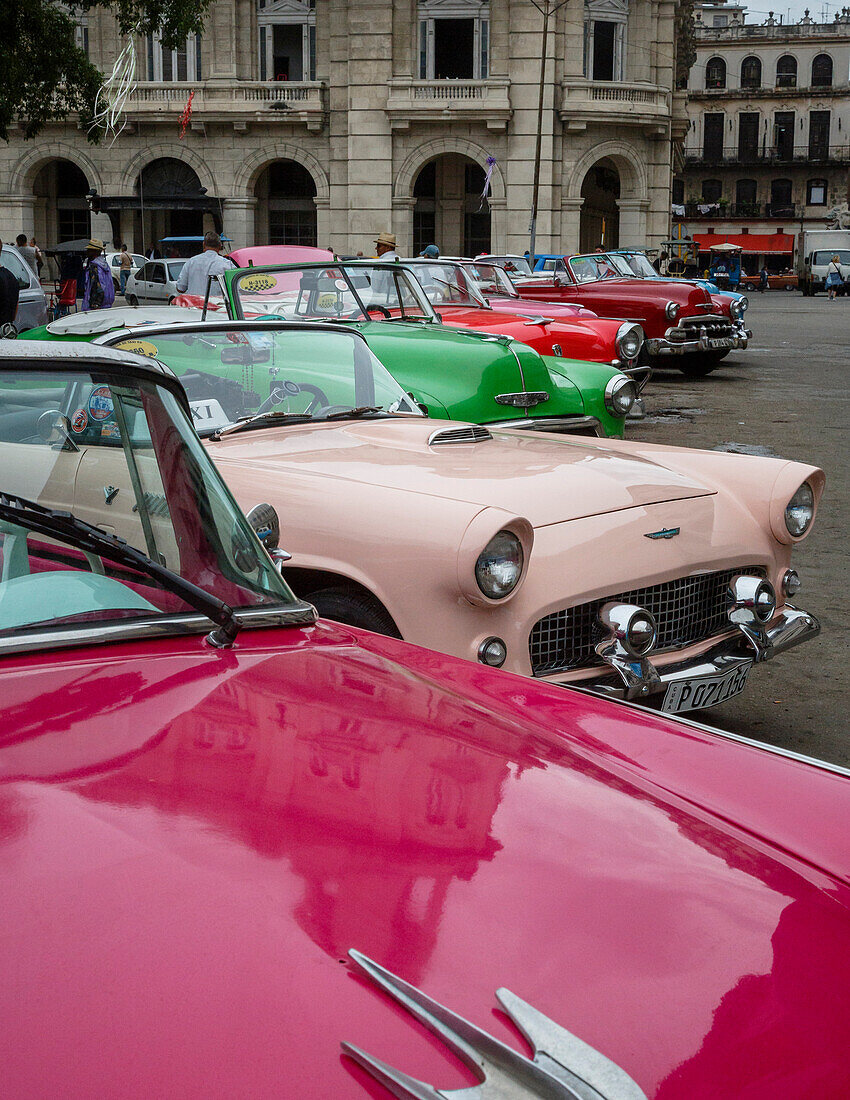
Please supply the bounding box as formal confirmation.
[776,54,797,88]
[273,24,303,80]
[809,111,831,159]
[738,113,760,161]
[702,179,722,202]
[770,178,793,216]
[706,56,726,89]
[672,178,685,204]
[735,179,758,211]
[741,55,762,90]
[703,114,724,161]
[592,21,616,81]
[773,112,794,161]
[269,209,316,246]
[812,54,832,87]
[464,211,490,257]
[413,210,436,256]
[434,18,474,79]
[414,161,436,197]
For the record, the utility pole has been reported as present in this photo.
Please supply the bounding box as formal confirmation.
[528,0,569,267]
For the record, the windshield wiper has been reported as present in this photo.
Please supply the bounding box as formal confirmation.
[212,410,313,440]
[0,491,240,647]
[323,405,384,420]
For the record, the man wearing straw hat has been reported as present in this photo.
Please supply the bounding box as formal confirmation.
[82,238,115,312]
[374,232,399,262]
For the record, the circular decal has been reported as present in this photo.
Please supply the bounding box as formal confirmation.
[70,407,88,433]
[88,385,114,421]
[240,273,277,293]
[115,338,159,357]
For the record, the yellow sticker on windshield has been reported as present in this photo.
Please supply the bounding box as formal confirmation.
[240,273,277,292]
[317,292,338,309]
[115,338,159,357]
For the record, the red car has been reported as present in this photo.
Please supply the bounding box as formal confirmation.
[403,258,649,387]
[2,340,850,1098]
[514,253,751,377]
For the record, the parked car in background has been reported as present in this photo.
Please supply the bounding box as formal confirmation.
[94,319,825,713]
[401,258,649,389]
[104,250,146,291]
[613,248,751,312]
[124,258,187,305]
[175,260,639,438]
[475,252,536,276]
[0,243,48,331]
[514,254,750,376]
[1,340,848,1100]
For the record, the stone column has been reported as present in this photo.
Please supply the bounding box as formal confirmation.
[314,196,331,249]
[489,197,507,253]
[205,0,240,81]
[392,197,415,256]
[222,196,257,250]
[616,198,650,247]
[559,197,584,254]
[0,195,36,241]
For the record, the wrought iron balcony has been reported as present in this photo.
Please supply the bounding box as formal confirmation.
[684,143,850,165]
[385,78,512,131]
[124,81,326,132]
[681,201,800,219]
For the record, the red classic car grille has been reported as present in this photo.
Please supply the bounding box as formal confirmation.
[675,314,733,340]
[529,566,766,676]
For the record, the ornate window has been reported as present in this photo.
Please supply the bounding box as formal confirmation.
[258,0,316,82]
[776,54,797,88]
[701,179,722,202]
[583,0,628,82]
[418,0,489,80]
[740,55,762,90]
[705,56,726,90]
[146,33,202,81]
[811,53,833,87]
[807,178,828,206]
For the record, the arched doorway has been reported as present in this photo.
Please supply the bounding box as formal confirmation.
[412,154,491,257]
[32,160,90,246]
[579,159,620,252]
[135,158,213,251]
[254,160,317,247]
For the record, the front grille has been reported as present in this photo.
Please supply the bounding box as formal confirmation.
[529,566,766,676]
[678,314,733,340]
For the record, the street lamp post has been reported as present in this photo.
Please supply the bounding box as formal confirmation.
[528,0,569,268]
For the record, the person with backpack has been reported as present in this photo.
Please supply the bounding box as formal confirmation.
[825,254,844,301]
[82,239,115,312]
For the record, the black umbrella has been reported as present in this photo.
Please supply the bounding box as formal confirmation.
[44,239,93,254]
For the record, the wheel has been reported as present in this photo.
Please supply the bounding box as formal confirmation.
[677,353,725,378]
[126,294,138,307]
[305,586,401,637]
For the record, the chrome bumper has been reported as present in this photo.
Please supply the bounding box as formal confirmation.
[585,605,819,704]
[496,415,603,436]
[647,323,751,357]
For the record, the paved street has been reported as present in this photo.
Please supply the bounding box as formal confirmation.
[629,291,850,765]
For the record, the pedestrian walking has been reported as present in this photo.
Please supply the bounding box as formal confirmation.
[826,254,843,300]
[758,265,769,293]
[82,239,116,312]
[15,234,39,279]
[175,232,234,297]
[118,243,133,295]
[29,238,43,278]
[0,238,21,330]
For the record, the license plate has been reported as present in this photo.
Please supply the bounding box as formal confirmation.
[706,337,733,349]
[662,663,751,713]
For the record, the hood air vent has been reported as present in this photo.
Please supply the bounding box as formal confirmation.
[428,424,493,446]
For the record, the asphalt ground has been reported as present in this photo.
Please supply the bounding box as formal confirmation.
[628,291,850,766]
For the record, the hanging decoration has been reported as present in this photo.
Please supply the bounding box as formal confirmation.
[478,155,497,212]
[88,34,138,144]
[179,91,196,139]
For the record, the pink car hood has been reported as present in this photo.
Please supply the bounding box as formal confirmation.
[207,418,715,528]
[2,625,850,1098]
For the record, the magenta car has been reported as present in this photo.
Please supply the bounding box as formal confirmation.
[2,342,849,1097]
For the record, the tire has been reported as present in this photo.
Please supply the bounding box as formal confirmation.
[125,294,138,307]
[305,586,402,638]
[677,353,724,378]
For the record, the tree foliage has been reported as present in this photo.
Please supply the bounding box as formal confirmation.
[0,0,212,142]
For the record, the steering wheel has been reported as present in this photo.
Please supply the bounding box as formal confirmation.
[295,383,331,414]
[363,305,392,319]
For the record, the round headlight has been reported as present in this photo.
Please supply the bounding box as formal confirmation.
[475,530,524,599]
[785,481,815,537]
[730,299,743,320]
[626,611,657,657]
[665,301,680,321]
[604,375,637,417]
[738,295,749,312]
[754,580,777,623]
[616,322,643,362]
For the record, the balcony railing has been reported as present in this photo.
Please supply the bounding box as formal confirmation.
[385,78,512,131]
[124,81,326,130]
[684,143,850,165]
[559,79,670,134]
[681,201,799,219]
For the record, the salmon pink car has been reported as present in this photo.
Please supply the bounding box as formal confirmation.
[1,342,849,1100]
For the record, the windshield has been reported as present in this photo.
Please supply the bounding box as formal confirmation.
[567,255,624,283]
[480,255,533,277]
[0,363,295,641]
[616,252,658,278]
[107,325,420,435]
[460,263,518,299]
[812,250,850,265]
[404,262,489,308]
[231,264,437,323]
[167,261,186,280]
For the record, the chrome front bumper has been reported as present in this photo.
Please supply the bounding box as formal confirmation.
[585,605,819,704]
[647,323,751,357]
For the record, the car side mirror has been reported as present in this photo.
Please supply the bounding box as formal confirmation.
[246,502,291,571]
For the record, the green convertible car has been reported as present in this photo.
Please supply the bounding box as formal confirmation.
[25,261,637,438]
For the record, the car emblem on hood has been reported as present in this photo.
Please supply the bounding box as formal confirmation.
[341,950,647,1099]
[644,527,680,540]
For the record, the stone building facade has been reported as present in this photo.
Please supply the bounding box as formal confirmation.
[1,0,684,259]
[679,1,850,261]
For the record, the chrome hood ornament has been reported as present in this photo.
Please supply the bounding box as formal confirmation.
[342,950,647,1100]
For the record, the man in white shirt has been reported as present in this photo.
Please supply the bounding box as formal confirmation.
[374,232,399,263]
[176,232,234,297]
